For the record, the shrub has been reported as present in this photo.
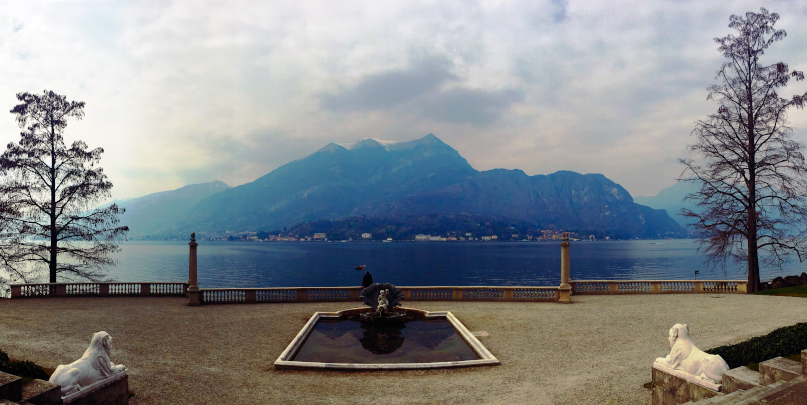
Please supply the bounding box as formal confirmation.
[705,322,807,369]
[0,349,51,381]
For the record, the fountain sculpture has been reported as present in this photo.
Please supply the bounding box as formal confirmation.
[359,283,406,323]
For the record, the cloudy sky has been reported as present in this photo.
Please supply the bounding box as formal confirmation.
[1,0,806,201]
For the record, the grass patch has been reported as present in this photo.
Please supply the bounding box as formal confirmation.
[754,285,807,297]
[705,322,807,369]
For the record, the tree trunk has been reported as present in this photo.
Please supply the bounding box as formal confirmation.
[747,228,760,293]
[49,121,57,283]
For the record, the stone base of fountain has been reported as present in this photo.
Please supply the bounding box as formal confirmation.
[359,310,407,324]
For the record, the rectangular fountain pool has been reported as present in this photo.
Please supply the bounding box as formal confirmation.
[275,308,500,370]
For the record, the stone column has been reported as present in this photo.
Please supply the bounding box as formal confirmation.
[558,232,572,303]
[187,233,201,306]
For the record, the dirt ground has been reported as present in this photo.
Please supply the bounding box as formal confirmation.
[1,294,806,404]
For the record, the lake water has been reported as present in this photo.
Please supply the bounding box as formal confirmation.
[97,239,805,288]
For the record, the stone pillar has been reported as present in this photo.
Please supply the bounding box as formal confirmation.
[558,232,572,303]
[187,233,201,306]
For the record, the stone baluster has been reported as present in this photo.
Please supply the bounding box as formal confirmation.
[188,233,201,306]
[558,232,572,303]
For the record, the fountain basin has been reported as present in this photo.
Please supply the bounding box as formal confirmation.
[274,307,500,370]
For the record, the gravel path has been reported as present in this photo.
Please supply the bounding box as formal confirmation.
[1,294,806,404]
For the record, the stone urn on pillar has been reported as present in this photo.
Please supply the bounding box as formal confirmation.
[187,233,201,306]
[558,232,572,303]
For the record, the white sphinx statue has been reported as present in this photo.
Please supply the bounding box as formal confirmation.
[49,331,126,396]
[654,324,729,384]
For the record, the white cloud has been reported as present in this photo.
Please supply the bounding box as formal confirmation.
[0,0,805,201]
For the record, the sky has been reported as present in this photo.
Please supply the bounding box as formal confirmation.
[1,0,806,201]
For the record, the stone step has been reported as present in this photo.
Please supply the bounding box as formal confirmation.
[721,366,760,394]
[0,371,22,403]
[20,380,60,405]
[759,357,802,386]
[709,389,755,405]
[730,380,791,404]
[745,377,807,405]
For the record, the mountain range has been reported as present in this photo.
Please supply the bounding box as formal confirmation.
[112,134,686,239]
[633,181,699,228]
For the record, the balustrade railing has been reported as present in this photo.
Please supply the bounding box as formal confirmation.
[10,282,188,298]
[9,280,746,302]
[195,286,562,304]
[570,280,746,294]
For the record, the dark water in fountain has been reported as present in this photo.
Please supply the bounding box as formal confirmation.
[291,318,480,363]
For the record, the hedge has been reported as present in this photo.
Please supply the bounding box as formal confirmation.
[0,349,50,381]
[705,322,807,369]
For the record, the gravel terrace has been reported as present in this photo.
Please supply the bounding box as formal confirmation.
[1,294,806,405]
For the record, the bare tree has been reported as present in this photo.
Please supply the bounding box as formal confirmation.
[681,8,807,293]
[0,90,128,284]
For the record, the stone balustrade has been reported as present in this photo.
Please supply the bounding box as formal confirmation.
[9,282,188,298]
[570,280,747,294]
[9,280,748,301]
[194,286,562,304]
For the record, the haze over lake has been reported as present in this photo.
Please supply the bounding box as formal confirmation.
[100,240,804,288]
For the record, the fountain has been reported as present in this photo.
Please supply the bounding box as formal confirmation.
[275,282,500,370]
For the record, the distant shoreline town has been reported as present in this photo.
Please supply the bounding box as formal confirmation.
[190,229,622,243]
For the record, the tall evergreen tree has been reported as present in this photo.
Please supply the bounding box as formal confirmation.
[681,9,807,292]
[0,90,128,283]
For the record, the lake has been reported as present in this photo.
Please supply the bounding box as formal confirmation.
[97,239,804,288]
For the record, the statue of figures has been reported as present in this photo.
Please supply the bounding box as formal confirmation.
[49,331,126,396]
[377,289,389,316]
[655,324,729,384]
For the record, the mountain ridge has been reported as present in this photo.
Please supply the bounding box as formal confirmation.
[115,134,686,239]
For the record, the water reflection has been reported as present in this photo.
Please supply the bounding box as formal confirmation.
[291,318,479,363]
[359,323,405,355]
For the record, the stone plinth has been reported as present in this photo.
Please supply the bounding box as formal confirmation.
[0,371,22,402]
[21,379,60,405]
[652,362,721,405]
[802,349,807,375]
[721,366,760,394]
[759,357,803,386]
[62,370,128,405]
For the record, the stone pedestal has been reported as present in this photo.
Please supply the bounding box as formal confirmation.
[187,233,200,306]
[652,362,721,405]
[558,233,572,303]
[802,349,807,375]
[62,370,128,405]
